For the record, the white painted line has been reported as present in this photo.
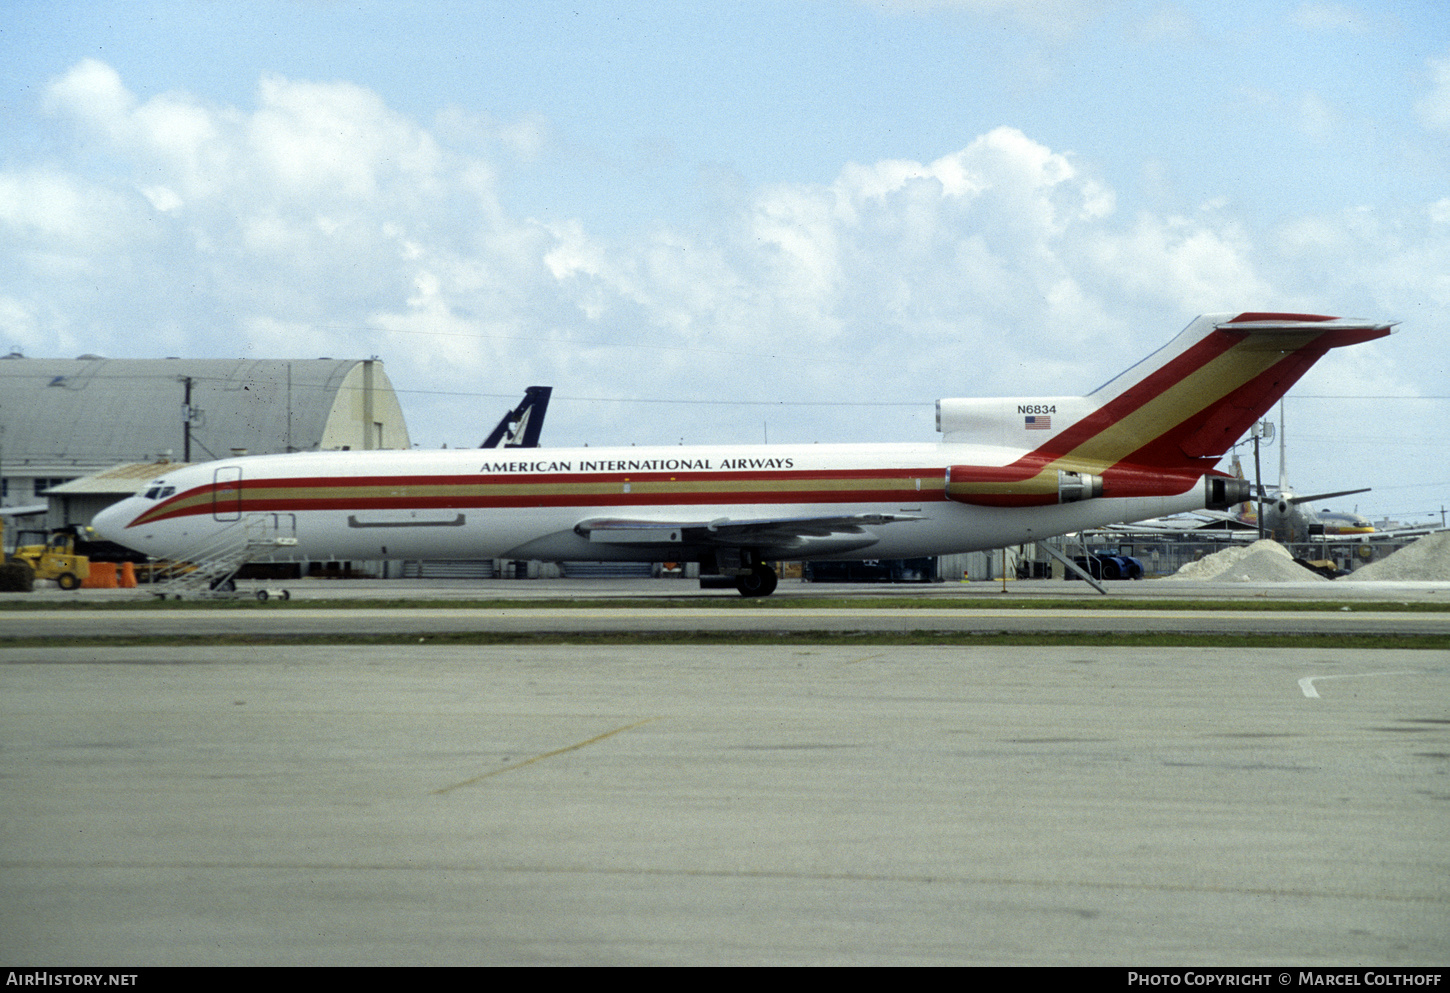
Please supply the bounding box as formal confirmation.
[1298,671,1418,699]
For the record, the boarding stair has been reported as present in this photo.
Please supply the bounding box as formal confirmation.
[151,513,298,600]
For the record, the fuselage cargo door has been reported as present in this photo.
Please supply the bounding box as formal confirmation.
[213,466,243,521]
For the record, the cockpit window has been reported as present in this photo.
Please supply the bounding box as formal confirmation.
[142,484,176,500]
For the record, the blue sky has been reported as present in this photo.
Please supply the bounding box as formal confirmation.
[3,0,1450,520]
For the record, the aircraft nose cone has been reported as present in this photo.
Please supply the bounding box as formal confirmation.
[91,498,137,544]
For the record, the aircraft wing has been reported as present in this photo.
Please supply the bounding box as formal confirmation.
[1100,511,1252,534]
[0,504,50,518]
[1354,523,1450,540]
[1283,487,1371,506]
[575,513,923,556]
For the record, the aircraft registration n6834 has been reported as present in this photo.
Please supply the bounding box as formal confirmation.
[92,313,1394,595]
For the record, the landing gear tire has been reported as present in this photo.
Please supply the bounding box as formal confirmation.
[735,565,778,598]
[256,590,269,602]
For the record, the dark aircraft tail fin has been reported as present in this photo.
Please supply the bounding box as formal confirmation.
[481,386,553,449]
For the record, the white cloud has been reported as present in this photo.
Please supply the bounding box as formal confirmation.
[868,0,1102,37]
[41,58,135,136]
[1290,1,1373,33]
[1416,55,1450,133]
[0,170,131,245]
[1133,4,1199,45]
[1082,212,1272,313]
[433,106,553,163]
[5,59,1446,469]
[139,185,183,213]
[1296,90,1338,141]
[247,75,438,200]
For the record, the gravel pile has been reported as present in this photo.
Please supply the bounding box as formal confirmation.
[1160,539,1328,583]
[1341,531,1450,581]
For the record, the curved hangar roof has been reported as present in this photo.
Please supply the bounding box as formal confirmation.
[0,357,410,469]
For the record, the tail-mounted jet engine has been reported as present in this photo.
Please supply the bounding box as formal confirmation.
[946,465,1250,511]
[945,466,1103,507]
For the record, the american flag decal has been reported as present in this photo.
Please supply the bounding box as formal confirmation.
[1025,415,1051,430]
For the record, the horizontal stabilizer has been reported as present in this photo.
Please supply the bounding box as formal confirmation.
[1284,487,1371,506]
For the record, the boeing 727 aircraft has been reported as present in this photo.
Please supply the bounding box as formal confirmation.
[92,313,1394,595]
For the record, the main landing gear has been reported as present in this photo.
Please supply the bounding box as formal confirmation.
[700,550,779,597]
[734,563,778,598]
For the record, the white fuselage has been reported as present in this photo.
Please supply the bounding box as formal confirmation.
[89,312,1395,579]
[92,441,1210,565]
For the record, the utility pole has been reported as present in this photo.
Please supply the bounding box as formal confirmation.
[1250,419,1274,541]
[363,358,377,450]
[181,377,193,463]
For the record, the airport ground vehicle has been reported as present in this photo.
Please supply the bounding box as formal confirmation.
[8,528,92,590]
[1069,553,1144,581]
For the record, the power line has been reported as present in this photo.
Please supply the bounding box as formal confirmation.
[0,368,930,408]
[311,322,834,364]
[6,367,1448,407]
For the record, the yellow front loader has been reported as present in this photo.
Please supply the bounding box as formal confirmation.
[9,528,91,590]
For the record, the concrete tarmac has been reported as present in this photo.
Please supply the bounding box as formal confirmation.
[6,604,1450,639]
[2,643,1446,965]
[14,574,1450,602]
[6,576,1450,640]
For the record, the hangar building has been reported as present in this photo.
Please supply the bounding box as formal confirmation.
[0,355,410,531]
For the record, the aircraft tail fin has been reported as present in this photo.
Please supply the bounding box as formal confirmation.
[940,312,1394,507]
[1073,313,1394,471]
[481,386,553,449]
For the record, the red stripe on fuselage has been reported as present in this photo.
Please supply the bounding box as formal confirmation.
[129,466,948,525]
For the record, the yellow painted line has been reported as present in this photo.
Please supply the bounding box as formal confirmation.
[432,716,661,794]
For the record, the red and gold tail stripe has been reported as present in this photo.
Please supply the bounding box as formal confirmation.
[945,319,1389,505]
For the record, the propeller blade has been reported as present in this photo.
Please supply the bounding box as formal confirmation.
[1285,487,1371,506]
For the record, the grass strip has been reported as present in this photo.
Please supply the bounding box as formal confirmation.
[3,596,1449,613]
[3,631,1449,650]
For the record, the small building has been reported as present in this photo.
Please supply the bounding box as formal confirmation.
[41,461,196,538]
[0,355,409,531]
